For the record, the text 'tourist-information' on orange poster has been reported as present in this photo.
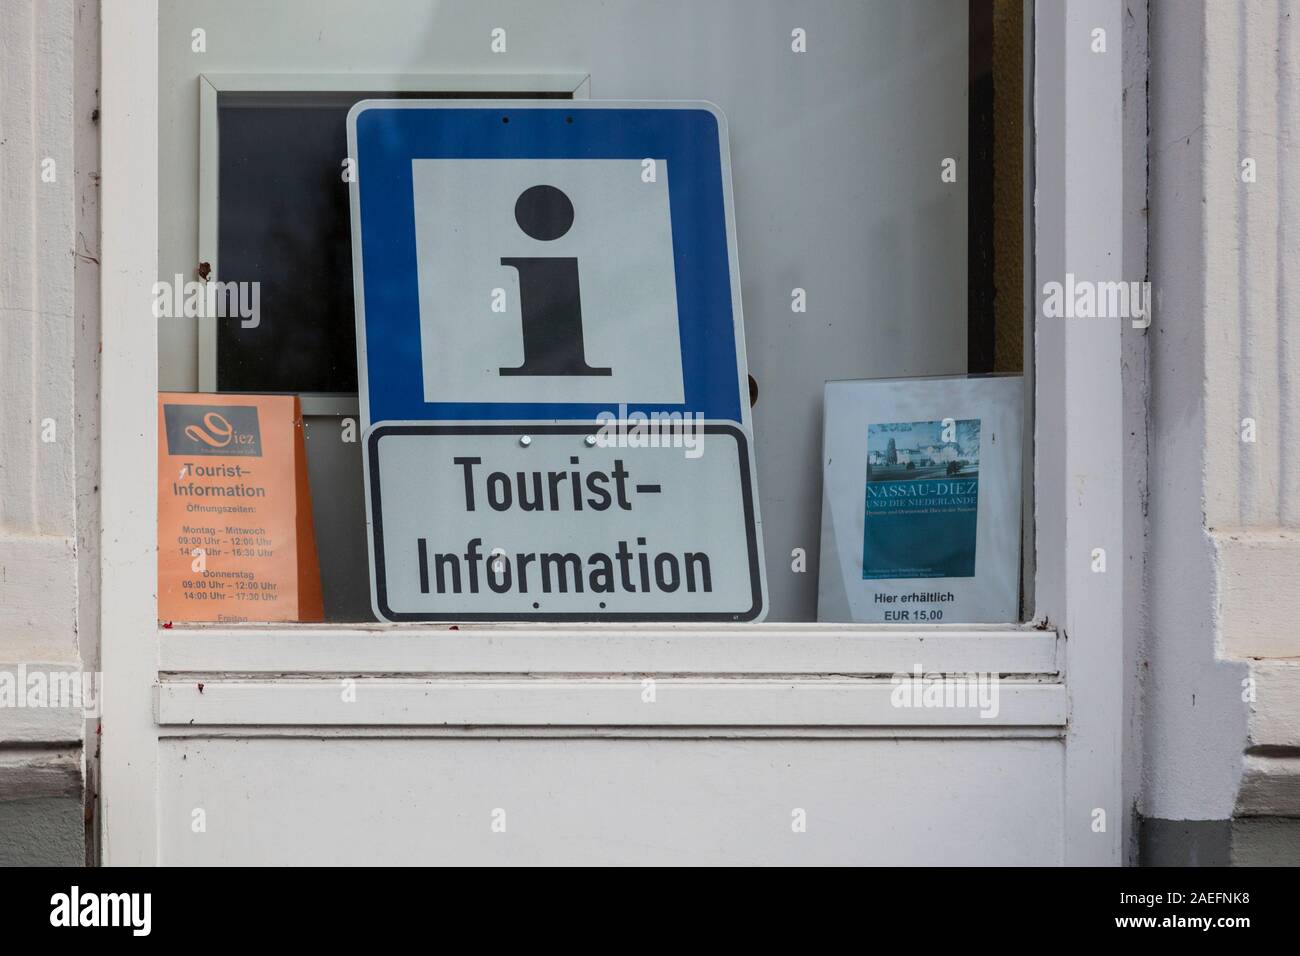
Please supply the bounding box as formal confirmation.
[158,393,324,623]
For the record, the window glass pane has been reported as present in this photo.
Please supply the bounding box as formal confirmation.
[156,0,1026,626]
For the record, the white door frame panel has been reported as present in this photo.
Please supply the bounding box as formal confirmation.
[1032,0,1133,864]
[100,0,161,867]
[100,0,1136,865]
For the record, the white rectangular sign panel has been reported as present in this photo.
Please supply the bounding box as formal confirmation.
[366,424,762,621]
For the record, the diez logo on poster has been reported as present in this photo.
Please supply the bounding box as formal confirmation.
[162,404,263,456]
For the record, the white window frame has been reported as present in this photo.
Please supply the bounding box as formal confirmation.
[100,0,1135,865]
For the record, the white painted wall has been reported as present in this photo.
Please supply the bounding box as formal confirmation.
[1145,4,1249,813]
[0,0,89,863]
[0,0,80,661]
[1145,0,1299,832]
[156,0,970,622]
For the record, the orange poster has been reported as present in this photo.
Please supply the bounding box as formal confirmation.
[158,393,324,623]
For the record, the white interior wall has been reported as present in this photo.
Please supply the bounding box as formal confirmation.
[157,0,969,621]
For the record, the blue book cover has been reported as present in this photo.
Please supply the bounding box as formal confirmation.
[862,419,981,579]
[818,376,1021,624]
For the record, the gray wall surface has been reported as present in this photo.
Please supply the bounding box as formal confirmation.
[0,798,85,867]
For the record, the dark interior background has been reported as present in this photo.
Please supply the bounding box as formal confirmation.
[216,90,568,394]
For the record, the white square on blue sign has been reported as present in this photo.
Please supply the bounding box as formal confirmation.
[346,100,751,427]
[411,158,685,405]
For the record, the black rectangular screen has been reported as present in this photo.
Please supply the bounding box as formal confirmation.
[214,89,569,394]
